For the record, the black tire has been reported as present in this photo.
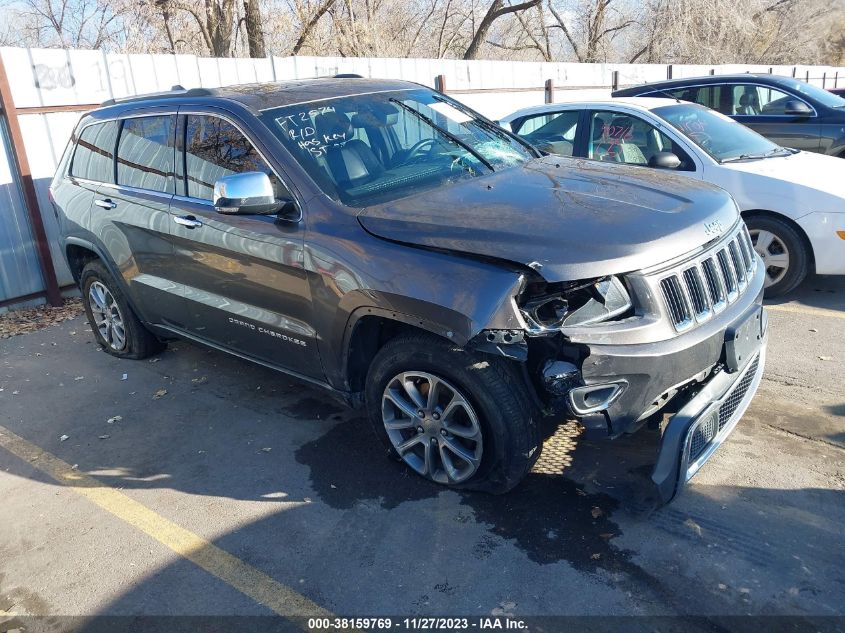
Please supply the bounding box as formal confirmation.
[746,214,809,298]
[80,260,164,359]
[365,333,541,494]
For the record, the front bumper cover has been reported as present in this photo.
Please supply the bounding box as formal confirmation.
[652,323,767,503]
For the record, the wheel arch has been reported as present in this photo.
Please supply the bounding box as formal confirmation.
[342,309,462,397]
[741,209,816,273]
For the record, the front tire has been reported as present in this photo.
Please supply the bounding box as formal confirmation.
[365,334,541,493]
[80,260,164,359]
[746,215,809,297]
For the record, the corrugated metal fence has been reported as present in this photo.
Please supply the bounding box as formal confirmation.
[1,46,844,308]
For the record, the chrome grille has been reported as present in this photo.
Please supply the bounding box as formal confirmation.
[717,249,736,295]
[658,224,758,332]
[729,240,746,285]
[660,277,691,328]
[683,267,709,316]
[701,258,725,307]
[719,355,759,430]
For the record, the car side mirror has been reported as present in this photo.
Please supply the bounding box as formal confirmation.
[784,100,812,116]
[649,151,681,170]
[213,172,287,216]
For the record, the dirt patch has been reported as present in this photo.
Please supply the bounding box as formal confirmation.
[0,298,83,339]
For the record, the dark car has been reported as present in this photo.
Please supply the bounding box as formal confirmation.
[50,78,767,503]
[614,74,845,157]
[830,88,845,98]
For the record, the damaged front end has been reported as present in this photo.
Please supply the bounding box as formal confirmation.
[469,220,768,503]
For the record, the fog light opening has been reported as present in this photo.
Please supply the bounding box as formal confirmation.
[568,381,627,415]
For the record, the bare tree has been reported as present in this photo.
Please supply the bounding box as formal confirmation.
[463,0,541,59]
[547,0,634,62]
[243,0,266,56]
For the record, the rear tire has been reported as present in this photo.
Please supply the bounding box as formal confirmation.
[365,333,541,493]
[80,260,164,359]
[746,215,808,298]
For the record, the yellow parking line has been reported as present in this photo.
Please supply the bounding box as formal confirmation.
[766,303,845,320]
[0,424,334,623]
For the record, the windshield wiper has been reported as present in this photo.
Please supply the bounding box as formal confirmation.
[431,95,540,157]
[389,98,494,172]
[720,150,774,163]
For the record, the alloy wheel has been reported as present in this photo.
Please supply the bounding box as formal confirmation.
[88,281,127,351]
[381,371,483,484]
[750,228,790,288]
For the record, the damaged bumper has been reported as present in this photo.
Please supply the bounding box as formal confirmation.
[652,326,767,503]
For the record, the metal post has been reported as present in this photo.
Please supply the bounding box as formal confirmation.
[0,54,62,306]
[792,67,797,78]
[822,72,826,88]
[836,72,839,88]
[710,68,716,76]
[544,78,554,104]
[611,70,619,92]
[667,65,673,80]
[805,70,810,83]
[434,74,446,93]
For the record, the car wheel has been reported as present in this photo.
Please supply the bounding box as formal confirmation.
[80,260,164,359]
[365,333,541,493]
[746,215,808,298]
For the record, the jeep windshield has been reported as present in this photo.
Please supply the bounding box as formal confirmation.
[653,103,790,163]
[261,88,535,206]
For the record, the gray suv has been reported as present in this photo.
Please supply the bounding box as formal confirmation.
[50,78,767,502]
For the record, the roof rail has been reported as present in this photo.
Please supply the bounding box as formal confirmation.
[99,86,216,108]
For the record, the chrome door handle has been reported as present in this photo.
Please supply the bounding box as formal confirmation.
[94,198,116,209]
[173,215,203,229]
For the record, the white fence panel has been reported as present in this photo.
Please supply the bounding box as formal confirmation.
[4,46,845,306]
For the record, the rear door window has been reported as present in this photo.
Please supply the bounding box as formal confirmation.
[116,115,175,193]
[71,121,119,183]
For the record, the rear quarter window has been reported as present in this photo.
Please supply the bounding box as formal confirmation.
[70,121,119,183]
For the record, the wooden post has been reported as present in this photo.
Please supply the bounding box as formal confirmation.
[822,72,827,88]
[792,67,797,78]
[544,78,554,104]
[710,68,716,76]
[836,72,839,88]
[0,55,62,307]
[434,75,446,93]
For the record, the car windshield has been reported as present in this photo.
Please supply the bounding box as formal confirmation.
[260,88,534,206]
[788,80,845,108]
[653,103,786,162]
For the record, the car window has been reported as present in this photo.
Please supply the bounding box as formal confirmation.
[261,88,534,206]
[512,110,579,156]
[184,115,288,201]
[729,84,806,116]
[586,110,693,170]
[654,103,785,162]
[71,121,119,183]
[116,116,175,193]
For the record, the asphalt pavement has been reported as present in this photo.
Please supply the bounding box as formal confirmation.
[0,275,843,631]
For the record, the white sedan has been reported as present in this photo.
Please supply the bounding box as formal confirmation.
[500,97,845,296]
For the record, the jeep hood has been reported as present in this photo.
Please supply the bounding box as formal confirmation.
[357,156,739,282]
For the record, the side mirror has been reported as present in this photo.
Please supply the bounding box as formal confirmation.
[213,172,285,216]
[649,151,681,170]
[784,100,812,117]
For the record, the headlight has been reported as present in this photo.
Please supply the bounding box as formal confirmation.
[519,276,632,332]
